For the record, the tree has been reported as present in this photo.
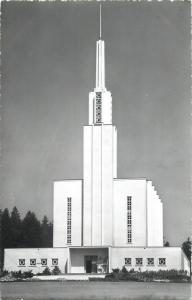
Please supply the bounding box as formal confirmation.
[1,207,52,250]
[182,238,191,261]
[10,207,22,247]
[1,208,13,270]
[10,207,21,227]
[182,237,191,275]
[40,216,53,247]
[0,209,3,272]
[47,221,53,247]
[164,241,170,247]
[21,211,41,247]
[52,266,61,275]
[42,267,51,275]
[1,209,12,248]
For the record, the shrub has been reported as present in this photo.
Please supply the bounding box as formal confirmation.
[105,268,189,282]
[121,266,128,273]
[105,273,114,281]
[23,270,33,278]
[112,268,120,273]
[129,268,135,273]
[52,266,61,275]
[11,270,22,279]
[42,267,51,275]
[9,270,33,279]
[0,270,9,278]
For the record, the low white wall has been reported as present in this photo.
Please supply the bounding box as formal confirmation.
[4,247,190,275]
[4,248,68,274]
[110,247,190,274]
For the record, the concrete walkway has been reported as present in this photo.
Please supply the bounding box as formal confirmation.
[33,273,106,281]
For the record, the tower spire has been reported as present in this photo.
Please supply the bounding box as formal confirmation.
[100,4,102,39]
[95,4,105,90]
[89,4,112,125]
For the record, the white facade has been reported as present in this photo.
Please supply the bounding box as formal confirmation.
[53,180,82,247]
[110,247,189,273]
[83,125,116,246]
[4,33,190,275]
[4,246,190,275]
[4,248,68,274]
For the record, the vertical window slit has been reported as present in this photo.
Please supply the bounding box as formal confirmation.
[127,196,132,244]
[67,197,72,244]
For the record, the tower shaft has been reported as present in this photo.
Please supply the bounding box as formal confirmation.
[96,40,105,90]
[89,39,112,125]
[83,32,117,246]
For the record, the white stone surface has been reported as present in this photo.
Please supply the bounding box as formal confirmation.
[53,180,82,247]
[96,40,105,90]
[33,274,106,281]
[83,125,116,246]
[88,90,112,125]
[3,35,189,276]
[110,247,190,274]
[4,248,68,274]
[113,179,147,247]
[5,246,189,275]
[147,181,163,246]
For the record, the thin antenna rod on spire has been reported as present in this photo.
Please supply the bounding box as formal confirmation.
[100,4,102,39]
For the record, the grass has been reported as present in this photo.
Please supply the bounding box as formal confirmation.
[1,281,190,300]
[1,296,190,299]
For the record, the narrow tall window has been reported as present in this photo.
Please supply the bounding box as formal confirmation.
[67,197,72,244]
[127,196,132,243]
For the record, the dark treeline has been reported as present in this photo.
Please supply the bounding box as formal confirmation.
[0,207,53,269]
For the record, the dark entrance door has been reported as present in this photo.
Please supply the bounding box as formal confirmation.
[84,256,97,273]
[85,259,92,273]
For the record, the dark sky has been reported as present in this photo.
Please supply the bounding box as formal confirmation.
[1,1,191,246]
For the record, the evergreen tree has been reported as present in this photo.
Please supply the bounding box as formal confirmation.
[10,207,22,247]
[1,207,53,251]
[21,211,41,247]
[182,237,192,274]
[41,216,49,247]
[0,209,3,271]
[40,216,53,247]
[48,221,53,247]
[182,237,191,275]
[164,241,170,247]
[1,208,12,269]
[1,208,12,248]
[182,238,191,261]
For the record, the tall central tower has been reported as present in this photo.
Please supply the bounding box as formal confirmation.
[83,9,117,246]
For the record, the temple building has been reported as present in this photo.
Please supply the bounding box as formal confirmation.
[4,11,190,275]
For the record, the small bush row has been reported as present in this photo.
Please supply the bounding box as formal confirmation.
[104,267,190,282]
[0,266,61,279]
[37,266,61,276]
[1,270,34,279]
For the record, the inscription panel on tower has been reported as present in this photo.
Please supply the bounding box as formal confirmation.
[95,92,102,123]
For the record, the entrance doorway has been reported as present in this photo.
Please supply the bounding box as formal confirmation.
[84,256,98,273]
